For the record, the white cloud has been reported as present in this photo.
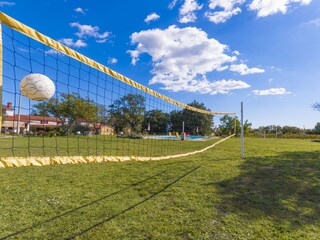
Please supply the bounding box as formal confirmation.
[144,13,160,23]
[70,22,110,43]
[44,49,60,55]
[127,25,250,95]
[0,1,15,6]
[205,7,242,24]
[304,18,320,27]
[209,0,245,10]
[248,0,312,17]
[59,38,87,48]
[206,0,244,23]
[108,57,118,64]
[233,50,240,55]
[230,63,265,75]
[74,7,86,15]
[151,77,250,95]
[179,0,203,23]
[252,88,291,95]
[168,0,178,9]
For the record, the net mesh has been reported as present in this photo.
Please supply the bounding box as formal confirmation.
[0,16,234,164]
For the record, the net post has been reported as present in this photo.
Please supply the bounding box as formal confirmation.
[0,22,2,136]
[241,102,244,158]
[234,114,236,135]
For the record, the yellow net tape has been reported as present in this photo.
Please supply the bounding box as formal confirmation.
[0,12,235,115]
[0,135,234,168]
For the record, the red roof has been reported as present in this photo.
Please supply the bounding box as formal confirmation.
[5,115,61,122]
[2,105,13,110]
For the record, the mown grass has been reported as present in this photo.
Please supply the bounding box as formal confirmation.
[1,138,320,239]
[0,135,219,157]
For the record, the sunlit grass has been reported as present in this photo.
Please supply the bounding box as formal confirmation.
[1,138,320,239]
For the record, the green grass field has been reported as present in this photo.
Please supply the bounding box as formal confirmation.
[1,138,320,239]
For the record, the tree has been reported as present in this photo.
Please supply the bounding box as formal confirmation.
[181,101,213,135]
[169,110,183,133]
[32,93,101,135]
[281,126,302,135]
[31,102,50,116]
[219,115,252,136]
[314,122,320,134]
[169,101,213,135]
[142,110,169,134]
[108,93,145,133]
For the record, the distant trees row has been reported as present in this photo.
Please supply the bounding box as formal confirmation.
[217,117,320,138]
[108,94,213,135]
[31,94,320,138]
[32,93,214,136]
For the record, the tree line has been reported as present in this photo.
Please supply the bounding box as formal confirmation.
[31,94,320,138]
[32,93,214,136]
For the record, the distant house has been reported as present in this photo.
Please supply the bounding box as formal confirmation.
[3,115,61,133]
[94,124,114,135]
[1,102,114,135]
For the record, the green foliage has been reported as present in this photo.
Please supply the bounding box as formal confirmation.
[142,110,169,134]
[314,122,320,134]
[182,101,213,135]
[31,102,50,116]
[169,110,183,133]
[169,100,213,135]
[108,94,146,133]
[32,93,101,135]
[219,115,252,136]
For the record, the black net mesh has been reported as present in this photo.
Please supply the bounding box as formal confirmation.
[1,24,220,160]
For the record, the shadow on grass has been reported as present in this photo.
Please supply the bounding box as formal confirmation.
[66,166,200,239]
[215,151,320,228]
[1,169,170,239]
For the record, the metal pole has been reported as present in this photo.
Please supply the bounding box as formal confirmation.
[16,93,22,134]
[0,22,3,136]
[182,121,184,133]
[241,102,244,158]
[234,115,236,135]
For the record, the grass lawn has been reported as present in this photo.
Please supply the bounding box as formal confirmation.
[1,138,320,239]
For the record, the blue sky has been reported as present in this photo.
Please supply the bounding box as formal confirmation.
[1,0,320,128]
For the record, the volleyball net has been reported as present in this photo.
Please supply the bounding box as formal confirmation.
[0,12,236,167]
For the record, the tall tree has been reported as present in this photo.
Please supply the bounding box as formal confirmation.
[142,110,169,134]
[182,101,213,135]
[108,93,145,133]
[32,93,101,135]
[219,115,251,136]
[169,101,213,135]
[314,122,320,134]
[169,110,183,133]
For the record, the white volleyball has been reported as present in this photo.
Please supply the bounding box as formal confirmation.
[20,74,55,101]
